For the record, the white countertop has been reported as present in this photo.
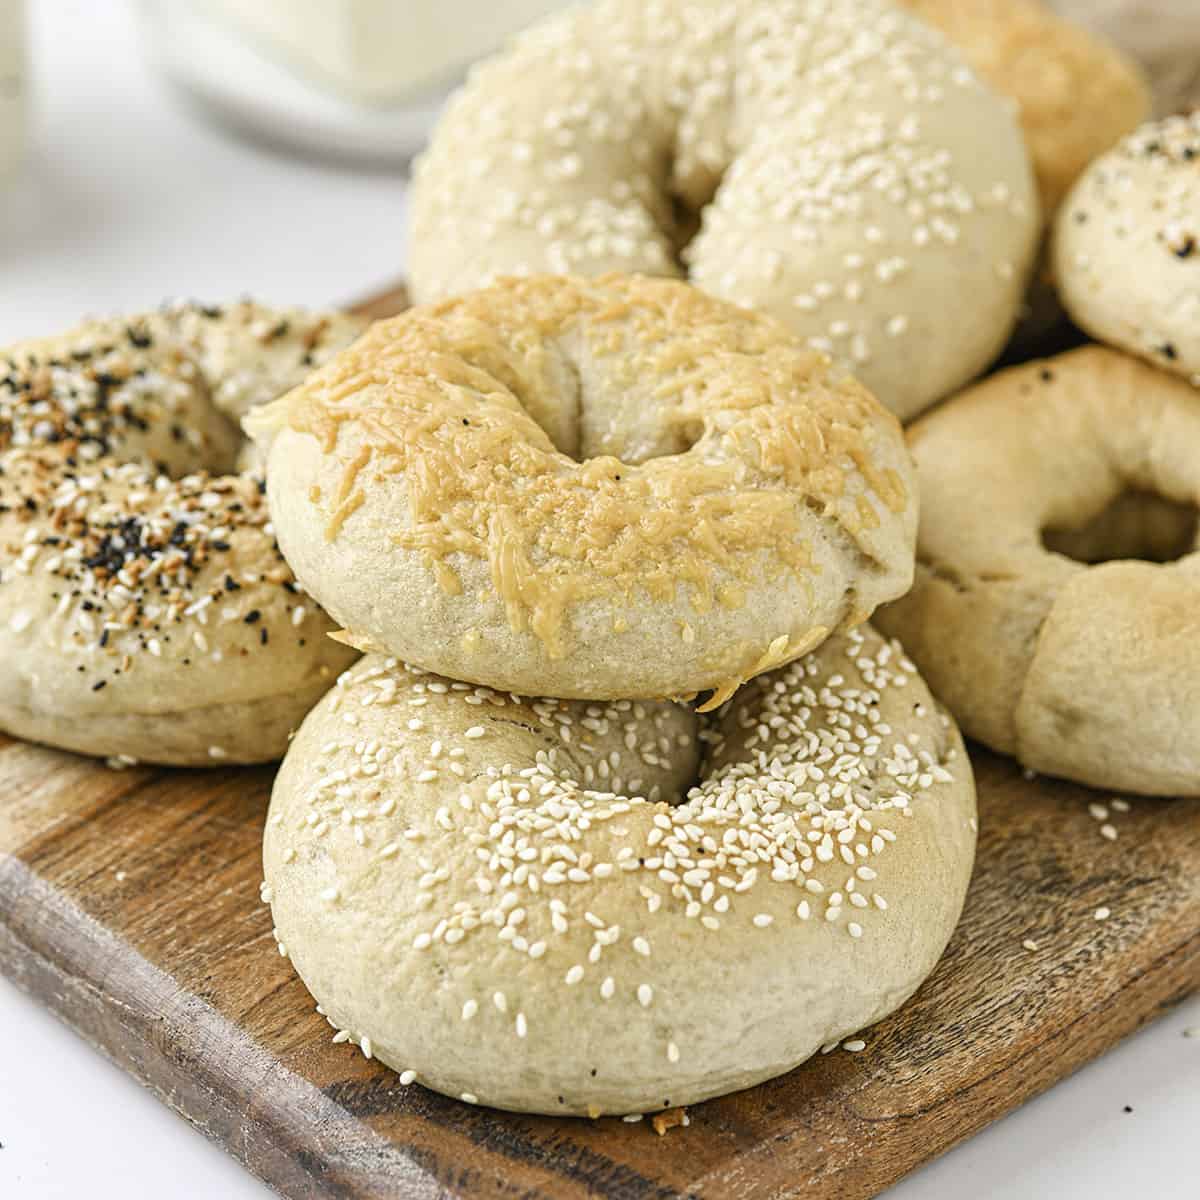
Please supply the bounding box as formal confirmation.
[0,3,1197,1197]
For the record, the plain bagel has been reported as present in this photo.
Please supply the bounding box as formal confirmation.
[409,0,1039,421]
[1054,114,1200,385]
[0,303,364,766]
[1048,0,1200,117]
[877,346,1200,796]
[248,275,918,704]
[263,624,977,1115]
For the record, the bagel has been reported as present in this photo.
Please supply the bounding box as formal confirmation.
[897,0,1149,213]
[0,302,364,766]
[1048,0,1200,118]
[408,0,1039,421]
[247,275,917,704]
[876,346,1200,796]
[1054,114,1200,385]
[262,624,977,1115]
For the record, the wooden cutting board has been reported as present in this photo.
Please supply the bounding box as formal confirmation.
[0,284,1197,1200]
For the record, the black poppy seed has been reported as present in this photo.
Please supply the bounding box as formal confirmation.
[244,610,262,624]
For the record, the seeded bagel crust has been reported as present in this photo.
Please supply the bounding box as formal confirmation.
[1054,115,1200,386]
[897,0,1149,214]
[409,0,1038,421]
[877,346,1200,796]
[0,303,364,766]
[249,275,918,703]
[263,624,976,1115]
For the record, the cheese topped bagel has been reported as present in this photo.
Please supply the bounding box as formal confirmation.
[249,275,917,704]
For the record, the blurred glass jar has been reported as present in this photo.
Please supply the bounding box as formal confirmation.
[136,0,572,166]
[0,0,25,181]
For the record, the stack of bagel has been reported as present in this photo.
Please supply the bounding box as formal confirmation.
[2,0,1194,1124]
[248,273,978,1114]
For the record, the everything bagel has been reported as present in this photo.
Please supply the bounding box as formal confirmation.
[248,275,918,704]
[877,346,1200,796]
[1054,114,1200,385]
[409,0,1039,421]
[263,624,976,1115]
[0,302,364,766]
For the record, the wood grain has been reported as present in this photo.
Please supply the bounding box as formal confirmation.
[0,283,1196,1200]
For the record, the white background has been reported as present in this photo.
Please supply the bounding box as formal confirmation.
[1,3,1198,1197]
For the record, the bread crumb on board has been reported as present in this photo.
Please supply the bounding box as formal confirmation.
[652,1107,690,1136]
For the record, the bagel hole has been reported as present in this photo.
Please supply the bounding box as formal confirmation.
[668,193,704,267]
[572,415,705,466]
[1042,490,1198,565]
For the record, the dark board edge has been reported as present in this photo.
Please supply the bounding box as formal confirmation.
[0,855,450,1200]
[3,840,1197,1200]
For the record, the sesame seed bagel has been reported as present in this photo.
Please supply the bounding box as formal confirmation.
[248,275,917,705]
[897,0,1149,214]
[263,624,976,1115]
[409,0,1039,421]
[1054,115,1200,385]
[877,346,1200,796]
[0,303,365,766]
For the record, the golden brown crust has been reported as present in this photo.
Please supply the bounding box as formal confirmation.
[249,275,918,701]
[877,346,1200,795]
[899,0,1150,213]
[1047,0,1200,118]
